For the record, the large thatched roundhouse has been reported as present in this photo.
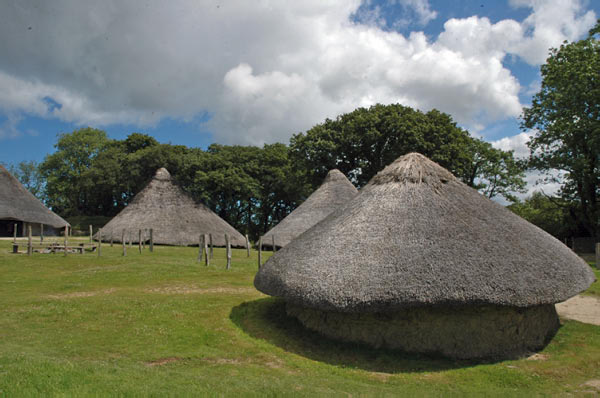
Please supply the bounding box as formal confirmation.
[0,165,69,236]
[262,169,358,249]
[254,153,595,360]
[97,168,246,247]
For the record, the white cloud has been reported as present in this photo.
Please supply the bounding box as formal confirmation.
[0,0,596,144]
[491,131,534,158]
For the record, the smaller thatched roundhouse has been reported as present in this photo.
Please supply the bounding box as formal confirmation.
[254,153,595,360]
[262,169,358,249]
[97,168,246,247]
[0,165,69,236]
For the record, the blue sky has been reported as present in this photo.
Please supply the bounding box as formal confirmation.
[0,0,597,198]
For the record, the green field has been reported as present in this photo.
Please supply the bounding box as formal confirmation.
[1,238,599,396]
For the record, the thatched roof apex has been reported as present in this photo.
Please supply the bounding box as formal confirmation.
[262,169,358,248]
[0,165,69,228]
[255,153,595,312]
[98,167,246,246]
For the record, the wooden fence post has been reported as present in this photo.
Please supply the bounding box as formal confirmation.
[40,223,44,243]
[204,234,209,266]
[225,234,231,269]
[198,234,204,263]
[97,230,102,257]
[64,225,68,257]
[122,229,126,256]
[149,229,154,252]
[89,225,93,243]
[596,242,600,269]
[258,236,262,269]
[245,234,250,257]
[27,224,32,256]
[209,234,213,259]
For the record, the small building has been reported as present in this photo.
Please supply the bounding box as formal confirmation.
[0,165,69,237]
[254,153,595,360]
[97,167,246,247]
[262,169,358,249]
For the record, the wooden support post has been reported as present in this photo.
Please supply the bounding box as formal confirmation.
[149,229,154,252]
[245,234,250,257]
[138,230,142,253]
[596,243,600,269]
[64,225,68,257]
[40,223,44,243]
[225,234,231,269]
[89,224,93,243]
[209,234,213,259]
[258,236,262,269]
[272,235,276,252]
[204,234,209,266]
[97,230,102,257]
[129,230,132,248]
[198,234,204,263]
[122,229,126,256]
[13,223,17,244]
[27,224,32,256]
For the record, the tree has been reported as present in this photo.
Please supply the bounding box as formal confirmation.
[291,103,525,201]
[39,128,112,216]
[508,192,577,241]
[522,21,600,238]
[5,160,45,201]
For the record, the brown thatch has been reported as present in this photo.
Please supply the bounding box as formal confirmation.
[262,169,358,248]
[97,168,246,246]
[0,165,69,229]
[254,153,595,359]
[256,153,594,311]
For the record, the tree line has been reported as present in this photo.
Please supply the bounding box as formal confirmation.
[7,103,526,241]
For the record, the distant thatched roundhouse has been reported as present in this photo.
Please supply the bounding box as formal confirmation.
[262,169,358,249]
[0,165,69,236]
[254,153,595,360]
[97,168,246,247]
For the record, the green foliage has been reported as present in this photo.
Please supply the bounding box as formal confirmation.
[1,241,599,395]
[522,22,600,238]
[4,160,46,201]
[291,104,525,201]
[508,192,575,241]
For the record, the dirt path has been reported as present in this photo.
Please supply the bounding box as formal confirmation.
[556,295,600,326]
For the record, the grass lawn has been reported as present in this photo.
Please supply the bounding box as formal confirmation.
[1,238,599,396]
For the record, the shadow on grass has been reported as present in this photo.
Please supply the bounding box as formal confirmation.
[230,297,489,373]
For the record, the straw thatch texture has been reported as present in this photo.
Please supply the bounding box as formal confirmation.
[255,153,595,312]
[0,165,69,229]
[262,169,358,248]
[287,303,559,360]
[97,168,246,246]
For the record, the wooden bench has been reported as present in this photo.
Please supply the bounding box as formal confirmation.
[12,243,97,254]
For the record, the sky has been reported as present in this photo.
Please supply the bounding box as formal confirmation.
[0,0,597,197]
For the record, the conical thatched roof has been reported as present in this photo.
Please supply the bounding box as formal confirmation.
[0,165,69,229]
[98,168,246,246]
[262,169,358,248]
[255,153,595,312]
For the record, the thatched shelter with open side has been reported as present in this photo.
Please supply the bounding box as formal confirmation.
[97,168,246,247]
[262,169,358,249]
[254,153,595,360]
[0,165,69,236]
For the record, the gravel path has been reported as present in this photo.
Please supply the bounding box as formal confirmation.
[556,295,600,326]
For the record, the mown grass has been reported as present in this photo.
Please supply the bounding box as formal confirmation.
[1,238,599,396]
